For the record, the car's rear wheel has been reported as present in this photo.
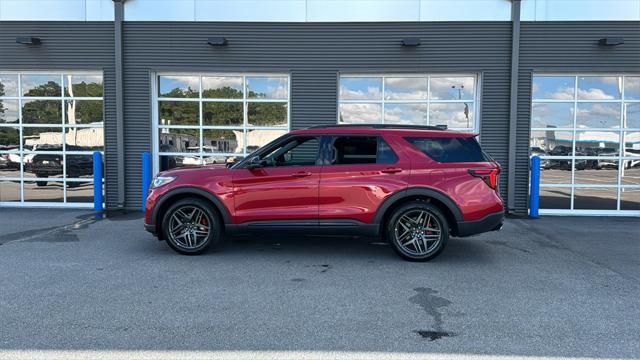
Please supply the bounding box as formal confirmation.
[387,201,448,261]
[161,198,222,255]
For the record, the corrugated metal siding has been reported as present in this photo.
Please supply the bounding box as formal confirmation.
[0,22,118,207]
[123,22,512,208]
[516,21,640,214]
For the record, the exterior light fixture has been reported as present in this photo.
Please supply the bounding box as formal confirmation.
[208,37,228,46]
[401,38,421,47]
[598,37,624,46]
[16,37,41,45]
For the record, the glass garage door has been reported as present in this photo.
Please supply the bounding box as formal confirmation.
[0,72,104,207]
[154,73,289,171]
[531,74,640,215]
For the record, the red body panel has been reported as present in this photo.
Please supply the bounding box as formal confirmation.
[145,126,504,231]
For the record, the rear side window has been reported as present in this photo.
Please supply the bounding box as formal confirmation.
[329,136,398,165]
[406,136,488,163]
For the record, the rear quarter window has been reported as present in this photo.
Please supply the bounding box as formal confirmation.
[405,136,488,163]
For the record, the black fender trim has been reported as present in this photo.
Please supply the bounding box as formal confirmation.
[456,211,504,237]
[373,186,465,226]
[148,186,232,237]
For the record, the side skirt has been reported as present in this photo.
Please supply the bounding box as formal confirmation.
[225,219,380,237]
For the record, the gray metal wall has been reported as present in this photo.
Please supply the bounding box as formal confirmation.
[0,22,118,207]
[122,21,513,208]
[516,21,640,212]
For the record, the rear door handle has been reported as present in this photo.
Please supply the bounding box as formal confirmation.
[381,167,402,174]
[291,171,312,178]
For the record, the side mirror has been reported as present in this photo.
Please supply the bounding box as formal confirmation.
[246,156,265,169]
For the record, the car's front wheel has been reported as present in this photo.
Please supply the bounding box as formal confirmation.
[387,201,448,261]
[161,198,222,255]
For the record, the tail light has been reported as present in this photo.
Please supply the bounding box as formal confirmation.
[468,168,500,190]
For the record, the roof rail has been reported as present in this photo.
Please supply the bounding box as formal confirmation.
[307,124,448,131]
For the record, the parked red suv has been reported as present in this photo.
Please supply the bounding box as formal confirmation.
[144,124,504,261]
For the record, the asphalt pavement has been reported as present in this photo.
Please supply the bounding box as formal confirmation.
[0,208,638,359]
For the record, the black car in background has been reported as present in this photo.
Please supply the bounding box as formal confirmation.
[29,145,94,186]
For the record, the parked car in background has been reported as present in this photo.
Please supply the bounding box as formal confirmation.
[530,147,550,169]
[144,124,504,261]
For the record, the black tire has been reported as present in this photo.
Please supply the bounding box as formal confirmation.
[36,180,48,187]
[161,197,222,255]
[386,201,449,262]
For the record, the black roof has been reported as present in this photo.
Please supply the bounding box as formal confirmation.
[307,124,448,131]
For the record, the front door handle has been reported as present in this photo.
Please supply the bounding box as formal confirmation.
[381,167,402,174]
[291,171,312,178]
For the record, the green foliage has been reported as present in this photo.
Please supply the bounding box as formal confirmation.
[159,101,198,126]
[22,100,61,124]
[24,80,61,97]
[202,86,242,99]
[248,103,287,126]
[203,102,243,126]
[68,100,104,124]
[0,127,19,147]
[67,81,103,97]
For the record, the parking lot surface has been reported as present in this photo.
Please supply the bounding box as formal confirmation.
[0,209,638,359]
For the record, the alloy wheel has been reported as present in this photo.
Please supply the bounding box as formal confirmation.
[393,209,442,256]
[167,206,211,250]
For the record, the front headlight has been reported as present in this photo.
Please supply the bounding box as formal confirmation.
[150,176,176,189]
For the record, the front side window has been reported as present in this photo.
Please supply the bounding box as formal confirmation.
[156,74,289,171]
[0,72,104,206]
[257,136,320,167]
[338,74,477,132]
[329,136,398,165]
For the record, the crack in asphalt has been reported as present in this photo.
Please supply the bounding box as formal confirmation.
[409,287,453,341]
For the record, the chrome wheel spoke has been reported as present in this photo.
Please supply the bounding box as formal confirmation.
[394,209,442,256]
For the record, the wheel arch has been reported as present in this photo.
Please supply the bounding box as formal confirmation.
[152,186,231,239]
[374,187,464,237]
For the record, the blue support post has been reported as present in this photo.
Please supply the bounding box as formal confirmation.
[529,156,540,218]
[93,151,103,215]
[142,151,151,212]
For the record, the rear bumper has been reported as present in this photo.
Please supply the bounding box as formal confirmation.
[456,211,504,237]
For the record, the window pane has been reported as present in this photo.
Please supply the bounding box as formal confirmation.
[621,166,640,186]
[0,180,21,202]
[576,102,621,129]
[0,127,20,149]
[577,76,621,100]
[532,76,575,100]
[64,74,103,97]
[377,138,398,164]
[340,77,382,100]
[575,131,620,155]
[158,76,199,98]
[202,76,243,98]
[65,154,94,179]
[384,77,427,100]
[0,100,19,124]
[429,103,473,128]
[159,155,190,171]
[22,100,62,124]
[247,103,287,127]
[65,127,104,151]
[23,127,63,148]
[0,154,21,177]
[574,188,618,210]
[246,77,288,99]
[575,162,618,184]
[624,77,640,100]
[23,180,64,203]
[384,103,427,125]
[620,188,640,210]
[66,182,96,203]
[203,102,243,126]
[21,74,62,97]
[159,101,198,126]
[261,137,319,167]
[625,103,640,128]
[539,187,571,209]
[65,100,103,125]
[0,74,19,97]
[203,129,242,154]
[159,128,200,153]
[531,129,574,154]
[430,77,475,100]
[531,103,573,128]
[30,152,64,178]
[245,129,287,154]
[540,166,571,184]
[339,103,381,123]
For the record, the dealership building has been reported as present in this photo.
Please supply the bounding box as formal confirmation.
[0,0,639,216]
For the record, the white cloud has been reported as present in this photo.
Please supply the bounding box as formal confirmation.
[340,85,381,100]
[339,103,381,123]
[577,88,616,100]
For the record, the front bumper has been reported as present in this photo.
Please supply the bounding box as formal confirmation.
[456,211,504,237]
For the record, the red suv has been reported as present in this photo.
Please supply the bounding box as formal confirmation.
[144,125,504,261]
